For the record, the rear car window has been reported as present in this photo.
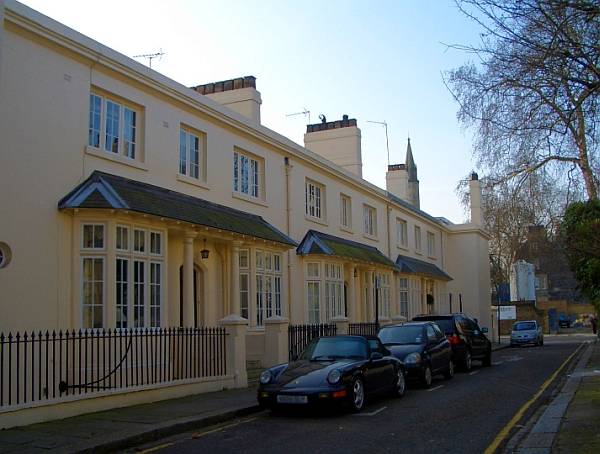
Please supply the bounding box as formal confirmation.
[414,317,455,334]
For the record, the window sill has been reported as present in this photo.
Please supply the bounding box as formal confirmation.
[247,326,266,333]
[177,173,210,190]
[396,244,409,252]
[415,250,423,256]
[427,255,437,261]
[85,146,148,171]
[362,233,379,242]
[232,192,268,208]
[305,214,328,227]
[339,225,353,234]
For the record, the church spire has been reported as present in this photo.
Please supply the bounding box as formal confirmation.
[405,138,418,182]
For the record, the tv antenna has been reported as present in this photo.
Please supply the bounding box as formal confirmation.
[367,120,390,166]
[286,108,311,124]
[133,49,165,69]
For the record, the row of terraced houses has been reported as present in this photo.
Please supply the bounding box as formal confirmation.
[0,0,490,428]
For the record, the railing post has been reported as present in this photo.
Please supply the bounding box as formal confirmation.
[218,315,248,388]
[264,316,289,368]
[331,317,349,335]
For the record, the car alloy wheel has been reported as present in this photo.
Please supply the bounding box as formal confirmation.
[422,365,432,388]
[350,377,365,412]
[444,360,454,380]
[463,351,472,371]
[393,369,406,397]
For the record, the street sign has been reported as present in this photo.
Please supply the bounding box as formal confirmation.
[498,305,517,320]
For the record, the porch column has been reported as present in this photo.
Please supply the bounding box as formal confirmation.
[348,266,356,322]
[367,269,375,322]
[230,241,243,317]
[182,233,196,327]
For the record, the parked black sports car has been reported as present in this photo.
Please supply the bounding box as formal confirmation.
[378,322,454,387]
[257,335,406,412]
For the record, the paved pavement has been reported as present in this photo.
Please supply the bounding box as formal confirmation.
[0,339,585,454]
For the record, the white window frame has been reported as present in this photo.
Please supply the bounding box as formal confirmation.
[179,126,204,180]
[427,231,436,258]
[150,231,162,256]
[376,273,391,318]
[415,226,422,253]
[88,92,139,160]
[81,256,105,329]
[396,218,408,248]
[233,150,260,199]
[363,204,377,237]
[255,250,282,327]
[399,277,409,318]
[340,194,352,229]
[324,263,344,321]
[239,249,250,320]
[305,179,324,220]
[82,223,105,251]
[306,262,321,324]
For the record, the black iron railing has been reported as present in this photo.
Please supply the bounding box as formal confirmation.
[348,322,380,336]
[0,327,227,409]
[288,323,337,361]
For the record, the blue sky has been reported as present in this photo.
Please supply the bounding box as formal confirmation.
[21,0,484,223]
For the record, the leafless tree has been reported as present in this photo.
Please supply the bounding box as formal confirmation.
[446,0,599,200]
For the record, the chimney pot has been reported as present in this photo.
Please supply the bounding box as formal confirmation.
[471,171,479,181]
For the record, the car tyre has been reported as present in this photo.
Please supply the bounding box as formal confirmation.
[462,350,473,372]
[392,369,406,398]
[443,360,455,380]
[349,377,365,413]
[482,349,492,367]
[421,365,433,388]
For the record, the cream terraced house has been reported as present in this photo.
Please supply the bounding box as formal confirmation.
[0,1,490,426]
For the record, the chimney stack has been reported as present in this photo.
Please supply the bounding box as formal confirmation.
[304,115,363,178]
[193,76,262,124]
[469,171,483,225]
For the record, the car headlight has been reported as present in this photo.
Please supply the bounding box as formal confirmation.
[404,353,422,364]
[327,369,342,385]
[259,370,272,384]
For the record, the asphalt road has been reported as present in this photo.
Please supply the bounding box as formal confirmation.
[131,337,585,454]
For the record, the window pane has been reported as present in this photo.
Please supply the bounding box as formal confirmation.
[123,107,136,158]
[241,155,248,194]
[240,273,249,319]
[190,134,199,179]
[150,232,161,255]
[251,159,258,197]
[105,100,120,153]
[88,94,101,147]
[93,225,104,249]
[150,262,161,328]
[179,129,187,175]
[134,229,145,253]
[134,260,145,327]
[116,258,128,329]
[239,249,249,269]
[83,224,94,248]
[116,226,129,250]
[233,152,239,191]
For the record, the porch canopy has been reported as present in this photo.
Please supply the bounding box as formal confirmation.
[58,171,297,246]
[297,230,397,269]
[395,254,453,281]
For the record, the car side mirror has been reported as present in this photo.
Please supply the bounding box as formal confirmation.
[370,352,383,360]
[481,327,489,334]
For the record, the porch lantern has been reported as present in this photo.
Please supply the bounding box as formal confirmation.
[200,239,210,259]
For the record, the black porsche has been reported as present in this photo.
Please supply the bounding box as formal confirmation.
[257,335,406,412]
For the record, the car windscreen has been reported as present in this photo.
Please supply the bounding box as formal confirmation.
[378,326,424,345]
[413,317,455,334]
[513,321,536,331]
[301,337,368,361]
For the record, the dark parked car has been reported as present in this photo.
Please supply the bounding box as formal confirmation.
[378,322,454,388]
[257,335,406,413]
[412,314,492,370]
[559,314,571,328]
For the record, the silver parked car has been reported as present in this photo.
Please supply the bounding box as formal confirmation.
[510,320,544,347]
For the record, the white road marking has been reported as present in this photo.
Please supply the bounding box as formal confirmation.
[492,361,504,365]
[354,406,387,416]
[502,355,524,362]
[427,385,444,392]
[469,370,480,376]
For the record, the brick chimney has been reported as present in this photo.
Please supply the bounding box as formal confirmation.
[193,76,262,124]
[304,115,362,177]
